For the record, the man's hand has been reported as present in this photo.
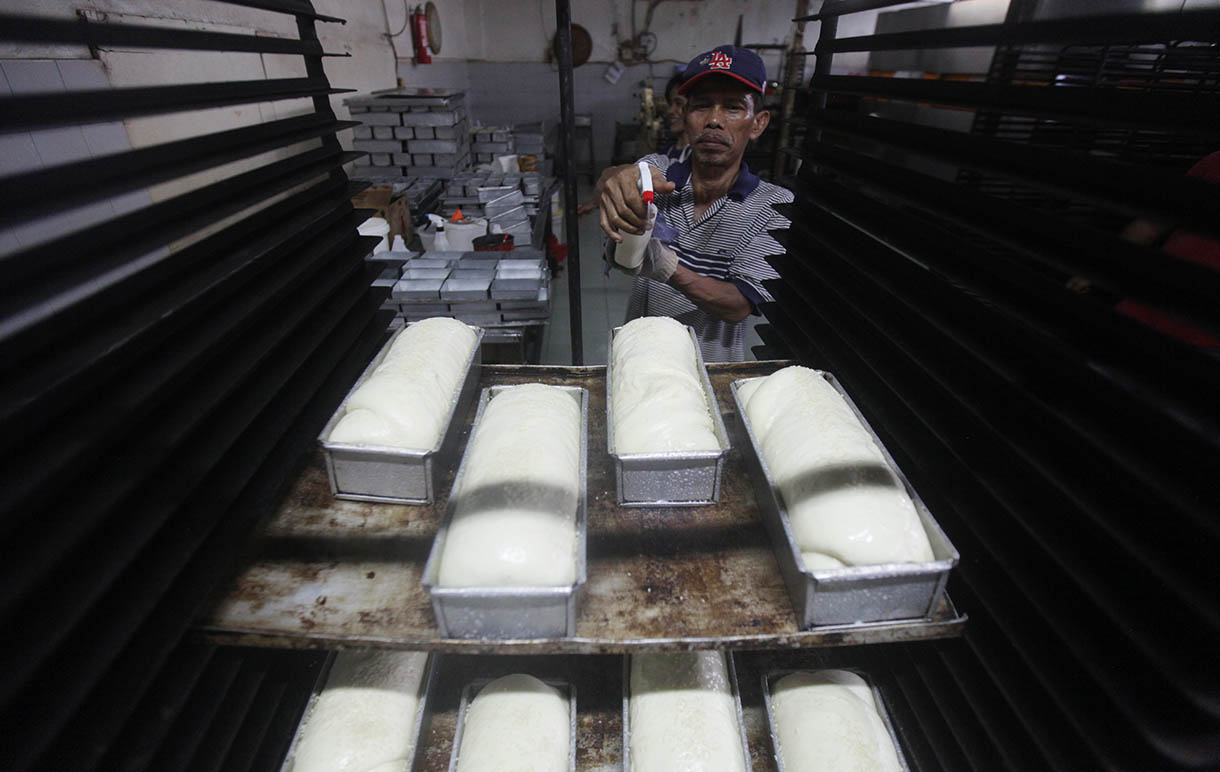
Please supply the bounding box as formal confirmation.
[595,163,676,242]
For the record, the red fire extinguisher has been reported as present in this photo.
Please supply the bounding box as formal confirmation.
[411,6,431,65]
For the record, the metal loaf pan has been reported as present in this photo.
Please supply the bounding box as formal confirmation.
[421,384,588,639]
[729,372,958,627]
[447,677,577,772]
[280,651,439,772]
[318,324,485,505]
[621,653,751,772]
[761,668,910,772]
[606,325,731,507]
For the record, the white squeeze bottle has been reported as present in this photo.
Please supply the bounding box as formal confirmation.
[614,161,657,270]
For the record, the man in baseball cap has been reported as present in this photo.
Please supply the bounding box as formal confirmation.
[595,44,791,362]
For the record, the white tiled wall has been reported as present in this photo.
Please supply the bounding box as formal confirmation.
[0,58,153,257]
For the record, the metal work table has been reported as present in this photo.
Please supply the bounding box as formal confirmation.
[200,362,965,653]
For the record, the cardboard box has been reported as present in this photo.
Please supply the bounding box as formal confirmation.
[351,186,414,242]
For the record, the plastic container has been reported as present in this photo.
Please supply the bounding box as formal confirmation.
[357,217,391,255]
[614,162,656,270]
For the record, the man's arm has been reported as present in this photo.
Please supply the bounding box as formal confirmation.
[595,160,676,241]
[668,264,752,323]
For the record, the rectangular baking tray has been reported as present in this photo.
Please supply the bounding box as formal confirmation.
[760,667,910,772]
[318,324,484,505]
[622,653,750,772]
[730,372,958,627]
[606,325,731,507]
[280,651,439,772]
[422,384,588,639]
[491,277,542,300]
[447,678,577,772]
[392,278,444,301]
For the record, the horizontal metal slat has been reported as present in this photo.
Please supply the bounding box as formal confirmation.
[240,653,325,772]
[213,0,346,24]
[6,284,380,770]
[183,662,269,772]
[0,259,370,708]
[0,77,352,131]
[0,216,369,523]
[900,647,1015,771]
[795,0,920,22]
[931,643,1075,772]
[0,14,346,56]
[766,269,1220,758]
[0,178,355,439]
[776,183,1220,464]
[816,9,1220,53]
[137,653,245,772]
[0,113,360,225]
[800,108,1220,236]
[210,675,288,772]
[0,148,361,361]
[25,306,384,772]
[93,643,217,772]
[886,658,977,772]
[805,75,1220,136]
[798,142,1220,332]
[764,284,1217,767]
[774,210,1220,608]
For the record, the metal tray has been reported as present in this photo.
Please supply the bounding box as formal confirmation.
[606,325,731,507]
[447,678,577,772]
[729,372,959,627]
[393,278,445,301]
[421,384,588,639]
[622,653,751,772]
[440,277,491,301]
[280,651,440,772]
[760,667,909,772]
[318,324,485,505]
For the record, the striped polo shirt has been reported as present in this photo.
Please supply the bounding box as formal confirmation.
[620,152,792,362]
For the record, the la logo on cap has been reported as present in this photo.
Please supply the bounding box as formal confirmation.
[709,51,732,69]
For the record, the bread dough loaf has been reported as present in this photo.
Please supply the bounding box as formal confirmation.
[629,652,747,772]
[292,649,428,772]
[455,674,569,772]
[739,366,934,567]
[329,317,478,450]
[770,670,902,772]
[611,317,719,454]
[437,384,581,586]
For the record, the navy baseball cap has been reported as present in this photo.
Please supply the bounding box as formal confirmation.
[678,45,766,96]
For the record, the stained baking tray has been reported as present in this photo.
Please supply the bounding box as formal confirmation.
[760,667,910,772]
[447,677,577,772]
[421,384,588,639]
[729,372,958,627]
[280,651,439,772]
[606,325,730,507]
[622,653,750,772]
[318,324,484,505]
